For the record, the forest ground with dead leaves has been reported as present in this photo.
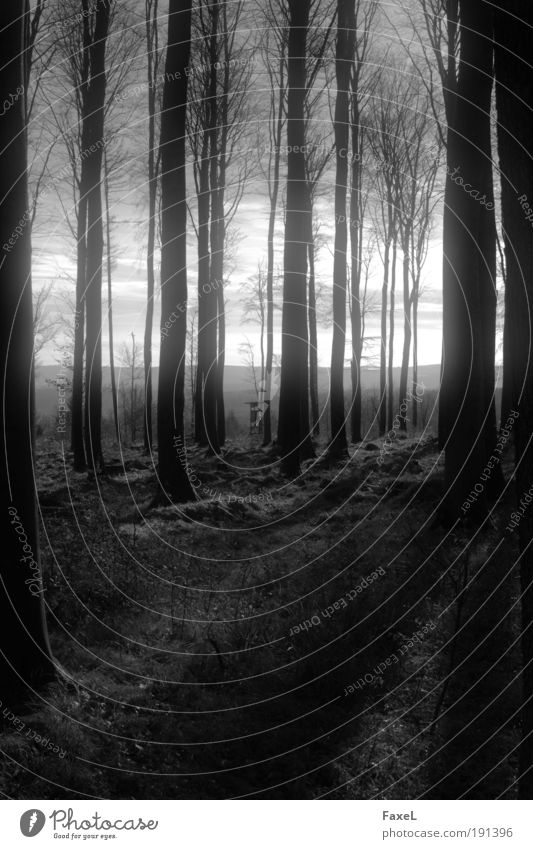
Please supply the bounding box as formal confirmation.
[0,434,522,799]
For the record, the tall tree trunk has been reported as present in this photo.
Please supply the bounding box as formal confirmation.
[71,0,93,471]
[72,191,87,469]
[264,47,285,447]
[494,0,533,798]
[329,0,354,458]
[157,0,196,501]
[103,147,119,442]
[350,113,363,444]
[84,159,105,470]
[143,0,159,454]
[439,0,501,520]
[412,285,419,429]
[398,235,412,430]
[130,332,136,442]
[379,234,390,436]
[189,313,196,433]
[387,233,397,432]
[202,0,221,455]
[264,200,277,445]
[213,17,231,450]
[194,2,219,454]
[195,139,210,445]
[0,0,55,695]
[216,280,226,445]
[308,238,319,435]
[278,0,311,476]
[83,1,112,472]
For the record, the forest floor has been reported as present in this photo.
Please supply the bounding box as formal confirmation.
[0,432,523,799]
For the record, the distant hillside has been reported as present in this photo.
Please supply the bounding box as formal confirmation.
[35,363,443,418]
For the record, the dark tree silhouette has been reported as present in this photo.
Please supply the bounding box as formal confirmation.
[409,150,439,429]
[259,6,287,446]
[261,0,333,445]
[304,5,336,439]
[439,0,501,520]
[348,0,378,444]
[329,0,356,458]
[59,0,113,471]
[0,0,55,695]
[210,1,248,449]
[57,0,131,471]
[157,0,196,501]
[189,0,249,453]
[82,0,112,472]
[103,143,119,442]
[368,78,403,436]
[397,85,440,430]
[191,52,214,448]
[277,0,312,476]
[494,0,533,798]
[197,0,220,453]
[143,0,162,454]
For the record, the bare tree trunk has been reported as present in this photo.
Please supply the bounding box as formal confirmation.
[202,0,221,455]
[387,234,397,433]
[103,146,119,442]
[157,0,196,501]
[348,0,378,444]
[216,283,226,445]
[412,286,419,429]
[350,119,363,444]
[439,0,501,521]
[72,191,87,469]
[189,312,197,433]
[190,0,247,452]
[379,236,390,436]
[130,333,136,442]
[84,157,105,471]
[143,0,160,454]
[0,0,56,695]
[494,0,533,797]
[264,49,285,447]
[193,2,219,454]
[308,238,319,435]
[70,1,93,469]
[398,237,412,430]
[195,137,210,445]
[264,211,277,445]
[83,1,112,472]
[329,0,354,458]
[278,0,311,475]
[214,3,238,450]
